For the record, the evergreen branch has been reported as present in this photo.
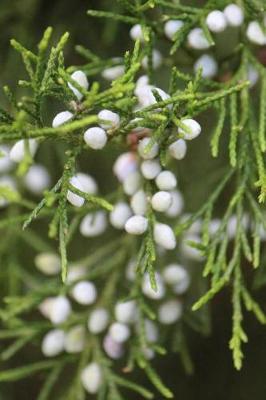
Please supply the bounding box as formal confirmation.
[242,287,266,324]
[87,10,139,24]
[229,265,247,370]
[22,178,62,230]
[210,98,226,157]
[259,73,266,152]
[112,375,154,399]
[229,93,239,167]
[59,206,68,282]
[138,358,174,399]
[37,363,65,400]
[0,360,61,382]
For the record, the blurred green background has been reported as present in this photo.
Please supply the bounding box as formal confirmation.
[0,1,266,399]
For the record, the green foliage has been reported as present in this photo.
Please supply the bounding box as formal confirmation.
[0,0,266,399]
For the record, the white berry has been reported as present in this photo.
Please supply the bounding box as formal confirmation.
[34,252,61,275]
[24,164,51,195]
[113,152,137,182]
[110,202,132,229]
[52,111,73,128]
[164,20,184,40]
[158,300,182,324]
[66,265,86,284]
[181,234,203,261]
[145,319,158,342]
[103,334,124,359]
[0,145,13,172]
[80,211,107,237]
[247,64,259,87]
[49,296,71,325]
[136,75,149,88]
[41,329,65,357]
[64,325,86,353]
[178,118,201,140]
[102,65,125,80]
[39,297,55,319]
[136,85,169,108]
[142,272,165,300]
[138,137,159,160]
[84,127,107,149]
[206,10,227,33]
[71,281,97,305]
[140,159,161,180]
[109,322,130,343]
[126,259,136,282]
[162,264,190,294]
[68,70,89,100]
[151,191,172,212]
[76,172,98,194]
[88,308,109,334]
[194,54,218,79]
[10,139,38,163]
[81,363,102,394]
[155,170,177,190]
[115,300,136,324]
[168,139,187,160]
[98,109,120,130]
[130,190,147,215]
[224,4,244,27]
[0,176,16,207]
[188,28,210,49]
[246,21,266,45]
[125,215,148,235]
[122,171,141,195]
[130,24,144,41]
[67,175,85,207]
[153,223,176,250]
[142,49,162,70]
[166,190,184,217]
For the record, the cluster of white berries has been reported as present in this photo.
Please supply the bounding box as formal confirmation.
[37,248,190,394]
[100,72,200,252]
[186,4,244,51]
[52,71,88,128]
[205,4,244,34]
[52,69,121,152]
[36,213,218,347]
[50,68,202,249]
[39,265,97,359]
[162,4,245,80]
[83,108,120,150]
[5,10,264,394]
[35,247,190,394]
[162,5,265,80]
[111,116,200,252]
[112,142,176,250]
